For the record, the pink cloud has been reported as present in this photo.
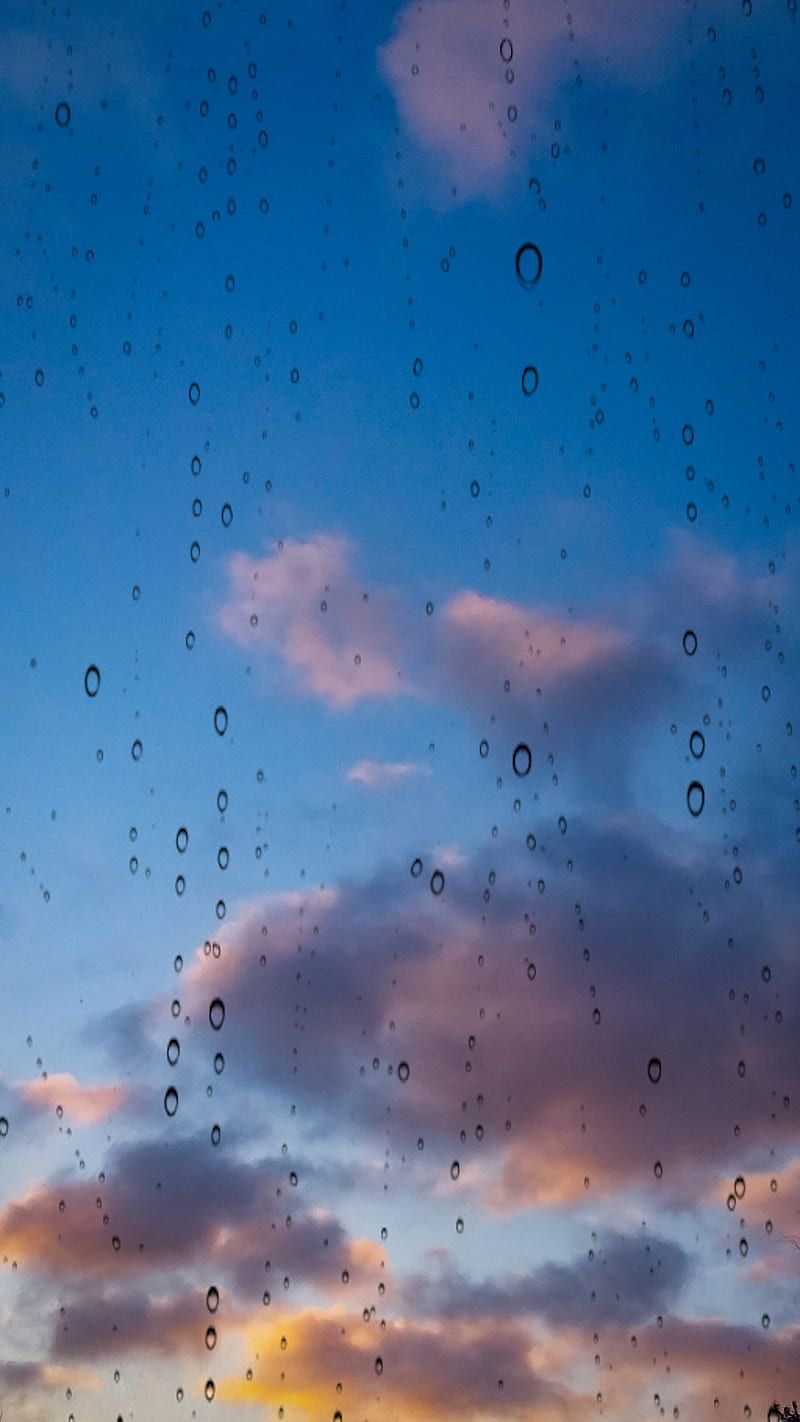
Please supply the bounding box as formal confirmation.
[215,531,781,757]
[441,589,628,681]
[18,1073,129,1125]
[604,1316,800,1422]
[161,820,800,1216]
[378,0,678,198]
[218,536,407,708]
[347,759,426,788]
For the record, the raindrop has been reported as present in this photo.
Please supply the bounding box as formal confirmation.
[513,743,532,777]
[687,781,705,817]
[84,665,100,697]
[647,1057,662,1084]
[515,243,543,289]
[164,1086,179,1117]
[209,998,226,1030]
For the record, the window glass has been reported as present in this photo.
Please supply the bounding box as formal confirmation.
[1,2,798,1420]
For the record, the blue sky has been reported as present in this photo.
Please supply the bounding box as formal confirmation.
[0,0,799,1418]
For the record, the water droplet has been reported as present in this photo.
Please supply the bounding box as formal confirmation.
[515,243,543,289]
[687,781,705,816]
[513,743,532,777]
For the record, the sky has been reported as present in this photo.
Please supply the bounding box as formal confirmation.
[0,0,799,1418]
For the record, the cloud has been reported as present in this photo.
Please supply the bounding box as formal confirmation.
[402,1230,691,1327]
[436,589,659,734]
[0,1132,378,1298]
[218,536,407,708]
[0,20,162,115]
[49,1286,213,1360]
[0,1359,96,1405]
[378,0,679,199]
[220,1307,590,1420]
[347,759,427,788]
[602,1316,800,1422]
[17,1072,129,1125]
[149,808,800,1213]
[215,532,790,813]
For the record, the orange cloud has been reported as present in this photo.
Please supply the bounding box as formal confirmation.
[220,1306,591,1421]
